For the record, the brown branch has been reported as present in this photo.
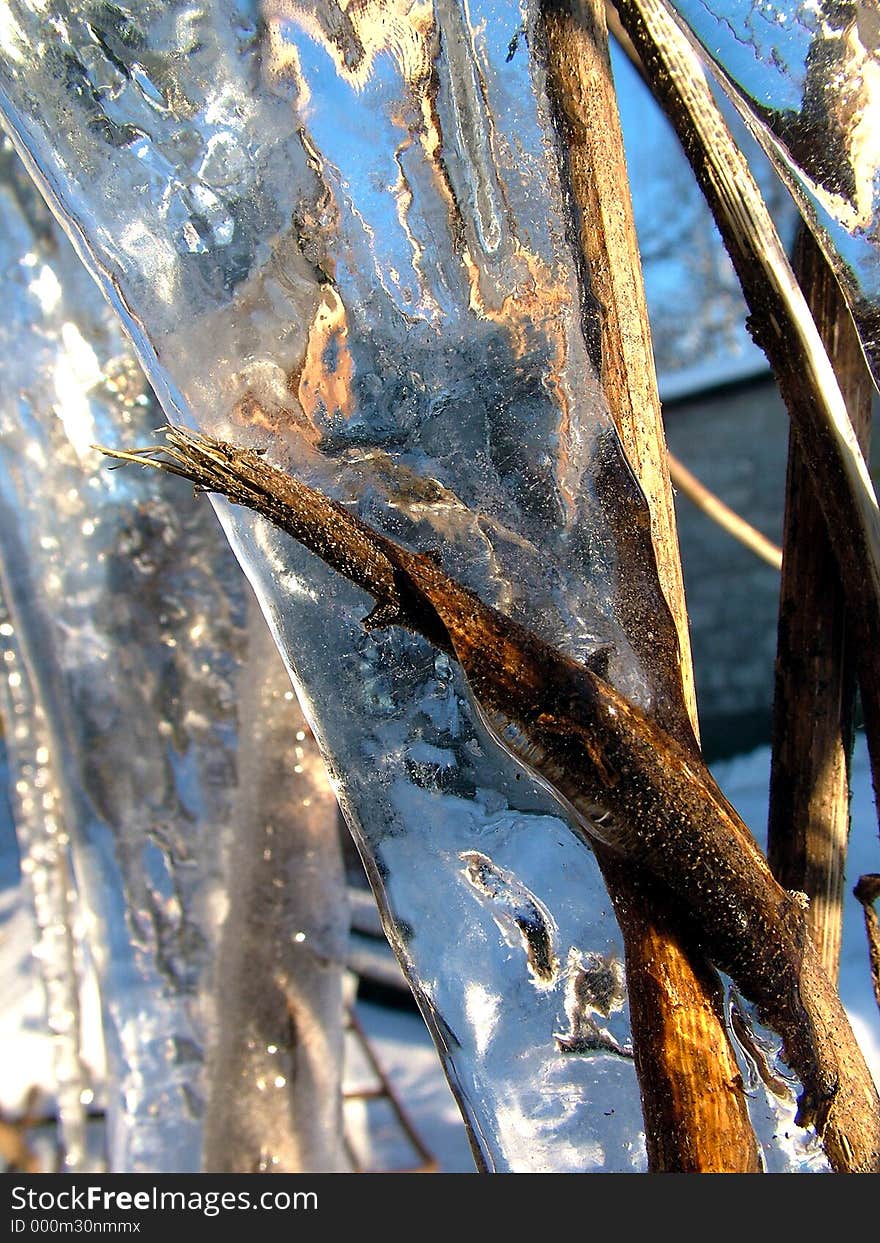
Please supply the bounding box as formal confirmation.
[612,0,880,820]
[540,0,695,721]
[668,452,783,571]
[98,427,880,1172]
[853,876,880,1015]
[345,1006,438,1173]
[768,228,873,982]
[538,0,759,1171]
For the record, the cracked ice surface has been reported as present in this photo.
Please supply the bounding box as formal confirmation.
[0,1,826,1169]
[0,135,348,1172]
[663,0,880,384]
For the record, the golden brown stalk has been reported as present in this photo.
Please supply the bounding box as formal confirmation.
[768,227,873,981]
[853,876,880,1015]
[538,0,759,1172]
[667,453,783,571]
[99,428,880,1172]
[612,0,880,827]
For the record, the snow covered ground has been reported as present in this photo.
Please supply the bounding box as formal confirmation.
[1,735,878,1172]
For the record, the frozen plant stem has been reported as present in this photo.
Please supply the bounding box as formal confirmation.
[202,599,349,1173]
[538,0,759,1171]
[99,428,880,1173]
[612,0,880,824]
[768,227,873,982]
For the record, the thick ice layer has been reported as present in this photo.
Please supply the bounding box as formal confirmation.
[0,595,92,1170]
[0,137,348,1172]
[0,1,829,1169]
[663,0,880,384]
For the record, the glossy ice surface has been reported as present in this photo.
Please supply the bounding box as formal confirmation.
[665,0,880,384]
[0,135,348,1171]
[0,1,831,1170]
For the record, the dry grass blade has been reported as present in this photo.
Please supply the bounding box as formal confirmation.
[98,428,880,1172]
[667,453,783,571]
[612,0,880,819]
[767,227,873,982]
[539,0,757,1171]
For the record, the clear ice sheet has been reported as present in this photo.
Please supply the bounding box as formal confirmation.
[0,136,349,1172]
[0,1,829,1170]
[662,0,880,385]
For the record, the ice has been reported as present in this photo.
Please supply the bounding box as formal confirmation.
[0,1,836,1170]
[201,602,349,1173]
[0,0,647,1171]
[0,136,348,1172]
[663,0,880,385]
[0,596,92,1170]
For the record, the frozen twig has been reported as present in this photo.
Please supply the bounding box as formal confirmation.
[99,427,880,1173]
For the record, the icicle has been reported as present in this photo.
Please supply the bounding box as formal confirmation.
[0,133,349,1171]
[661,0,880,385]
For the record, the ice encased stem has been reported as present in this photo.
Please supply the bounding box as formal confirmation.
[203,598,349,1173]
[661,0,880,384]
[0,137,349,1171]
